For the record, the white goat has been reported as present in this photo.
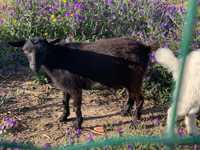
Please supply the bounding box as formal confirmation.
[155,48,200,135]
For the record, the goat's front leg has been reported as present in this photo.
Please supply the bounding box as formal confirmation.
[121,97,134,116]
[60,92,70,122]
[121,90,144,120]
[135,94,144,120]
[121,88,134,116]
[72,90,83,129]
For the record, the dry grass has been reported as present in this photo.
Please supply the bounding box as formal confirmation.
[0,70,168,147]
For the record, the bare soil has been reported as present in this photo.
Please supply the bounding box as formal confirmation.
[0,70,169,147]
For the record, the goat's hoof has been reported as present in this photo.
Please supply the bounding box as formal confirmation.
[121,109,131,116]
[59,115,68,122]
[73,118,83,129]
[121,106,133,116]
[136,113,142,120]
[129,120,140,129]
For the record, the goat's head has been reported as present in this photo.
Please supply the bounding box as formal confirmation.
[22,37,48,72]
[9,37,65,72]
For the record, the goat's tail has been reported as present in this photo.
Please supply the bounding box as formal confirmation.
[154,48,179,79]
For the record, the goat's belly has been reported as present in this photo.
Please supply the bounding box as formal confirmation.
[77,70,130,88]
[82,77,126,90]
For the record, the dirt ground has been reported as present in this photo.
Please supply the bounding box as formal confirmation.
[0,69,170,148]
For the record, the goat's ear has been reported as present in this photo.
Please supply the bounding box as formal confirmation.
[48,38,62,44]
[30,37,49,45]
[8,40,26,47]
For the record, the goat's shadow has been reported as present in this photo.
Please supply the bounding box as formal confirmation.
[142,103,168,115]
[65,111,121,122]
[0,99,62,114]
[2,96,167,132]
[65,104,167,129]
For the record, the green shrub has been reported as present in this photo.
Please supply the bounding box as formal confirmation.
[143,64,173,104]
[0,0,192,101]
[0,0,185,42]
[32,71,49,85]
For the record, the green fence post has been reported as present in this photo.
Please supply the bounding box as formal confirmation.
[165,0,197,149]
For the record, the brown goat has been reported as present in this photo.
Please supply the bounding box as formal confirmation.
[9,37,157,128]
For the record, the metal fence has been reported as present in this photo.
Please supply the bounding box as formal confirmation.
[0,0,200,149]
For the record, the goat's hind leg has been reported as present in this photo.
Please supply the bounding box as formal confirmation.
[126,93,144,120]
[72,90,83,129]
[121,87,144,120]
[135,94,144,120]
[121,94,144,120]
[185,113,200,135]
[121,96,134,116]
[60,92,71,122]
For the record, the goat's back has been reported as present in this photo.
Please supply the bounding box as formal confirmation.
[65,38,151,68]
[45,37,151,88]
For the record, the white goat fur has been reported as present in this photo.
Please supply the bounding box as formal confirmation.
[155,48,200,135]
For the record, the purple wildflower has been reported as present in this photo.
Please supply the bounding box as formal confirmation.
[137,31,144,38]
[0,125,5,130]
[74,12,79,18]
[64,3,68,8]
[144,76,151,81]
[165,4,177,15]
[16,0,21,5]
[116,127,123,136]
[87,132,94,142]
[119,2,127,13]
[76,128,82,138]
[149,52,156,63]
[65,12,71,17]
[177,127,185,136]
[74,2,82,9]
[105,0,112,6]
[152,118,160,126]
[43,143,51,149]
[160,22,171,31]
[68,136,74,145]
[48,7,53,12]
[66,128,74,145]
[177,6,185,14]
[128,144,134,150]
[27,0,33,9]
[66,128,71,136]
[74,12,85,22]
[162,42,169,48]
[12,148,21,150]
[47,6,57,13]
[0,18,4,25]
[3,117,17,128]
[172,32,178,41]
[0,125,5,134]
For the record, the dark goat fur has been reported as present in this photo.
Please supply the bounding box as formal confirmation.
[9,37,156,128]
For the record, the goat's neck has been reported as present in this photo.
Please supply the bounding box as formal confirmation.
[43,44,64,68]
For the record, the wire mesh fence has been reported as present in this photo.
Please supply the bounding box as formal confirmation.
[0,0,200,149]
